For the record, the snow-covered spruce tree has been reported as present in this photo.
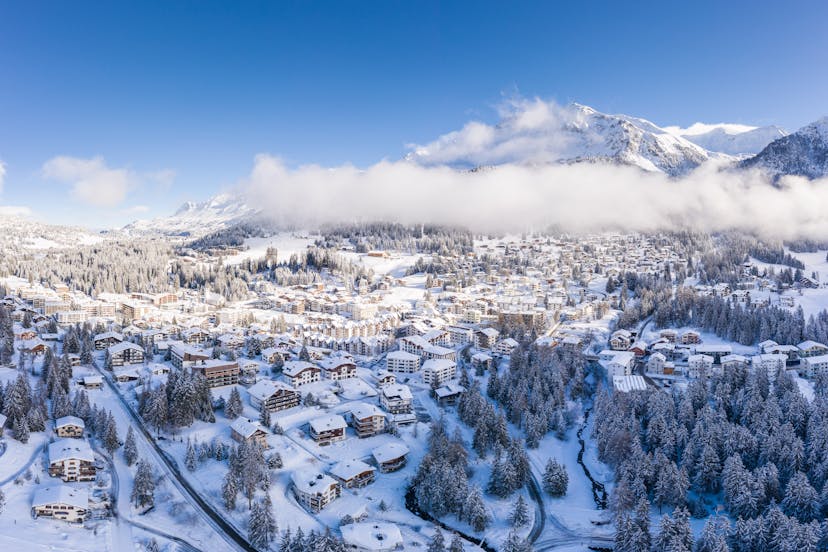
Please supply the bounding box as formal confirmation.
[185,439,197,472]
[103,412,120,454]
[132,460,156,509]
[222,471,237,511]
[448,533,464,552]
[500,530,532,552]
[427,528,445,552]
[693,515,729,552]
[782,471,820,522]
[225,387,243,420]
[123,426,138,467]
[509,494,529,527]
[248,495,277,551]
[542,458,568,497]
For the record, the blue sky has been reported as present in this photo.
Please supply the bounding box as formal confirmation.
[1,0,826,226]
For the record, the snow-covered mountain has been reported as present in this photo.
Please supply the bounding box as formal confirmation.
[406,102,725,176]
[741,117,828,179]
[123,193,258,236]
[667,123,787,156]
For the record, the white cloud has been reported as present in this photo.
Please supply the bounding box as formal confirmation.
[121,205,150,215]
[242,153,828,240]
[0,160,6,194]
[663,122,758,136]
[42,155,133,207]
[146,169,176,189]
[0,205,32,217]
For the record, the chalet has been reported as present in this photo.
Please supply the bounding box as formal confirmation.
[55,416,85,438]
[601,350,635,378]
[473,327,499,350]
[446,325,474,346]
[292,470,341,513]
[181,327,209,345]
[687,354,714,378]
[371,442,409,473]
[82,375,103,390]
[765,344,800,363]
[31,486,89,523]
[659,329,678,343]
[341,522,404,552]
[380,384,413,414]
[434,382,465,406]
[320,357,357,381]
[189,359,240,388]
[374,370,396,388]
[721,354,749,372]
[261,347,285,364]
[471,352,493,372]
[680,331,701,345]
[309,414,348,445]
[758,339,780,354]
[802,354,828,378]
[494,338,519,356]
[170,343,211,368]
[20,337,48,356]
[561,335,583,352]
[385,350,420,373]
[93,331,123,350]
[330,459,375,489]
[218,333,245,350]
[230,418,269,448]
[609,329,633,351]
[349,403,386,438]
[282,360,321,387]
[647,352,666,375]
[422,358,456,386]
[108,342,144,367]
[798,340,828,358]
[247,379,301,412]
[48,438,96,482]
[628,341,647,357]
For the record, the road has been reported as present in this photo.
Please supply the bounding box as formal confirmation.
[95,440,201,552]
[93,365,254,552]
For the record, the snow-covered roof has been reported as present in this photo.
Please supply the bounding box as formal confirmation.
[55,415,85,429]
[381,384,412,401]
[435,382,465,398]
[386,350,419,361]
[309,414,347,433]
[478,327,499,338]
[612,375,648,393]
[282,360,319,377]
[83,375,103,384]
[341,522,404,551]
[108,341,143,355]
[32,485,88,510]
[371,442,409,464]
[350,402,386,420]
[230,417,266,439]
[247,379,295,402]
[804,354,828,365]
[422,358,455,371]
[48,438,94,464]
[329,459,375,481]
[799,340,828,351]
[721,354,749,364]
[291,469,338,495]
[471,352,492,362]
[93,331,123,342]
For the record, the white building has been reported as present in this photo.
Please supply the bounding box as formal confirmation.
[282,360,321,387]
[380,384,413,414]
[647,352,666,375]
[687,354,714,379]
[385,350,420,373]
[291,469,341,513]
[31,486,89,523]
[802,354,828,378]
[422,358,456,386]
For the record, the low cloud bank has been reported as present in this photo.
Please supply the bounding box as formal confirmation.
[242,154,828,240]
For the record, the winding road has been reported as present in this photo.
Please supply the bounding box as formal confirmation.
[93,365,253,552]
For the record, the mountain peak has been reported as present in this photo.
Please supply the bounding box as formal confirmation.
[740,116,828,179]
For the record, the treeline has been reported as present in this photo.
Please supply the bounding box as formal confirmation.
[316,222,474,256]
[597,363,828,550]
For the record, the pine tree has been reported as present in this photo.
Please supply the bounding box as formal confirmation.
[14,416,29,443]
[427,528,446,552]
[123,426,138,466]
[104,412,120,454]
[543,457,568,497]
[225,387,243,420]
[500,530,532,552]
[783,471,820,522]
[185,439,197,472]
[132,460,156,509]
[249,495,277,551]
[222,471,237,511]
[448,533,464,552]
[509,494,529,527]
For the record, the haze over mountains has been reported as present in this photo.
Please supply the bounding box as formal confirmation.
[123,101,828,238]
